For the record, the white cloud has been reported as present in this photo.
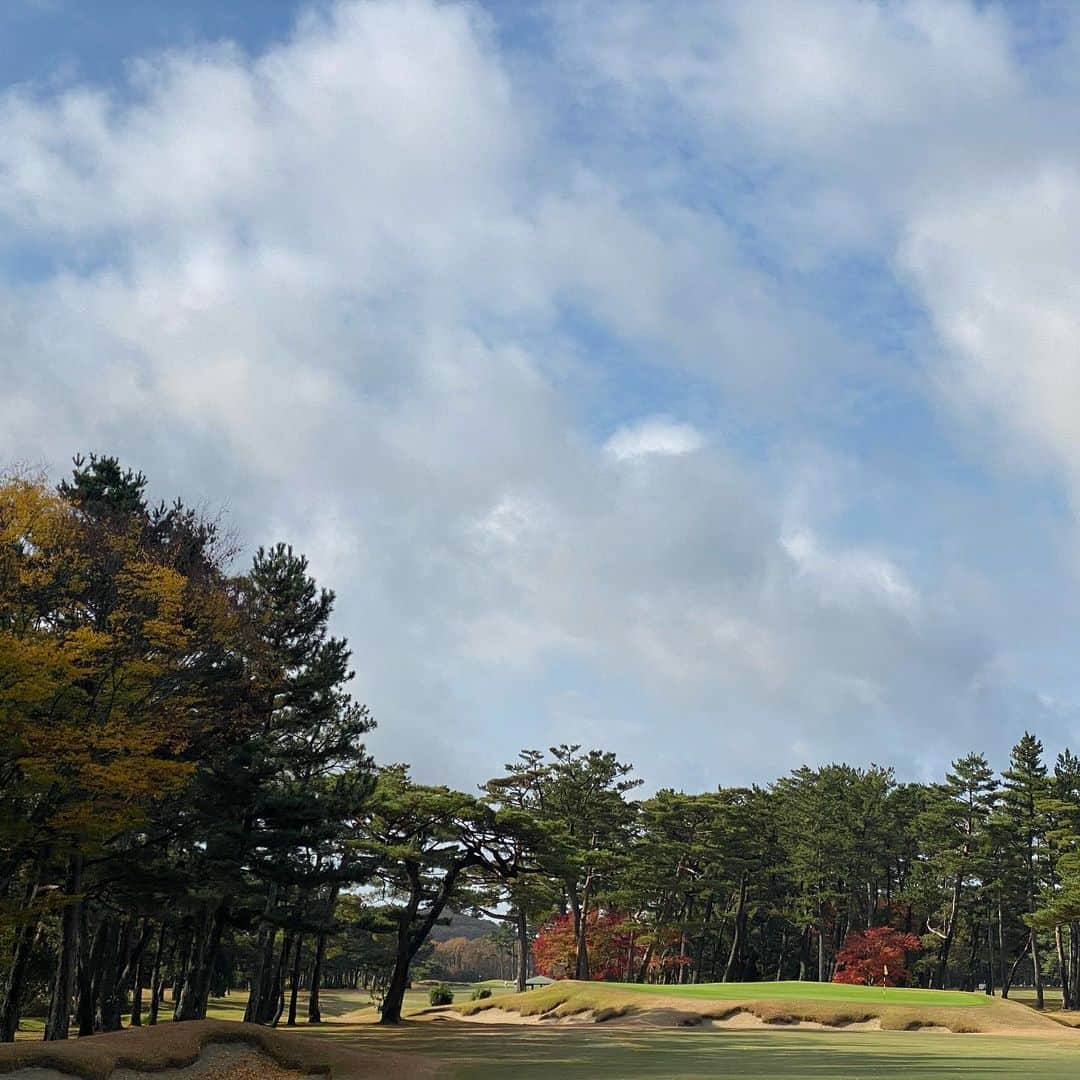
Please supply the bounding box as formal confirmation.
[0,0,1071,788]
[782,528,918,614]
[900,167,1080,502]
[604,417,704,461]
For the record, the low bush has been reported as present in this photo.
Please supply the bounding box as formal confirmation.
[430,983,455,1006]
[471,988,492,1001]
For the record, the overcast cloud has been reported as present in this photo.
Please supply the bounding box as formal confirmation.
[3,0,1080,790]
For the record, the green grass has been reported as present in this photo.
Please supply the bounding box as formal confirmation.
[605,980,990,1008]
[334,1025,1080,1079]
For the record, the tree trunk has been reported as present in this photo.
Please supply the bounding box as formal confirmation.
[244,885,279,1024]
[130,945,145,1028]
[1070,924,1080,1010]
[270,932,294,1027]
[963,914,980,992]
[998,900,1009,998]
[1030,929,1044,1009]
[515,908,529,993]
[380,864,461,1024]
[287,935,303,1026]
[1003,932,1030,999]
[722,874,748,983]
[572,877,592,981]
[97,917,129,1032]
[1054,924,1069,1011]
[45,853,83,1041]
[936,871,962,989]
[0,855,49,1042]
[379,928,412,1027]
[0,912,39,1041]
[171,928,191,1015]
[308,932,327,1024]
[148,925,169,1026]
[77,915,108,1037]
[817,907,827,983]
[176,903,226,1022]
[693,895,714,983]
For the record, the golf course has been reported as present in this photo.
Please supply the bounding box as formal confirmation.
[3,980,1080,1079]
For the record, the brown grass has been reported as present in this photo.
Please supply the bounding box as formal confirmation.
[451,981,1077,1037]
[0,1020,438,1080]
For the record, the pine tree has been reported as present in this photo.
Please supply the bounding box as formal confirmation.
[998,733,1049,1007]
[920,753,997,989]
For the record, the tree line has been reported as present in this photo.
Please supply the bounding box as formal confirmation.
[3,457,1080,1041]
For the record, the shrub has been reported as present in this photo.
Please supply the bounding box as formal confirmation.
[471,988,492,1001]
[429,983,455,1006]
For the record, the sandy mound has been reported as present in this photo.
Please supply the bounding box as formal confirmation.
[0,1020,438,1080]
[454,983,1080,1039]
[5,1044,310,1080]
[112,1043,308,1080]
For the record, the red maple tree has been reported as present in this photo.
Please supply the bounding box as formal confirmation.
[832,926,922,986]
[532,912,636,981]
[533,911,697,982]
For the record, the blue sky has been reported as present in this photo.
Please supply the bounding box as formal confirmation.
[3,0,1080,790]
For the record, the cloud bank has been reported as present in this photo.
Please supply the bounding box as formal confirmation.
[2,0,1080,788]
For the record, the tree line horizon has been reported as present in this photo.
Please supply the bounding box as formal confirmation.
[2,456,1080,1039]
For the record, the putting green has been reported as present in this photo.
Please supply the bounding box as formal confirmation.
[606,979,989,1007]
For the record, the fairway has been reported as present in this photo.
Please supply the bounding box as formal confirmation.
[333,1024,1080,1079]
[606,980,990,1008]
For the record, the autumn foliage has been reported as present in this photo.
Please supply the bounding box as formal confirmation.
[532,911,689,982]
[832,927,922,986]
[533,912,631,980]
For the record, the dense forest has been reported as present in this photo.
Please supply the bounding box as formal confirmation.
[4,457,1080,1039]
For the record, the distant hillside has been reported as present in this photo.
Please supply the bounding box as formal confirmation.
[429,908,500,942]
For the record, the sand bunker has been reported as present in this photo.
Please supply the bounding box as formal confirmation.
[447,1003,990,1034]
[698,1012,882,1032]
[444,1007,601,1026]
[444,1006,888,1031]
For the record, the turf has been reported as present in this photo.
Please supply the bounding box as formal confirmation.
[331,1024,1080,1079]
[606,979,990,1008]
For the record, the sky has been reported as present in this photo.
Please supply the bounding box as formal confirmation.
[4,0,1080,792]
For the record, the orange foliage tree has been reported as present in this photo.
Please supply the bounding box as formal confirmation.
[533,911,639,981]
[832,927,922,986]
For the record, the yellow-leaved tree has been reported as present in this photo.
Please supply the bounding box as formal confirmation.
[0,460,237,1039]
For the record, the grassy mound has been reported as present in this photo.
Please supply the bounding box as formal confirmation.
[453,980,1065,1035]
[0,1019,437,1080]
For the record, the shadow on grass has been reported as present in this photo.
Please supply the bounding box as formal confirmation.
[328,1026,1079,1079]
